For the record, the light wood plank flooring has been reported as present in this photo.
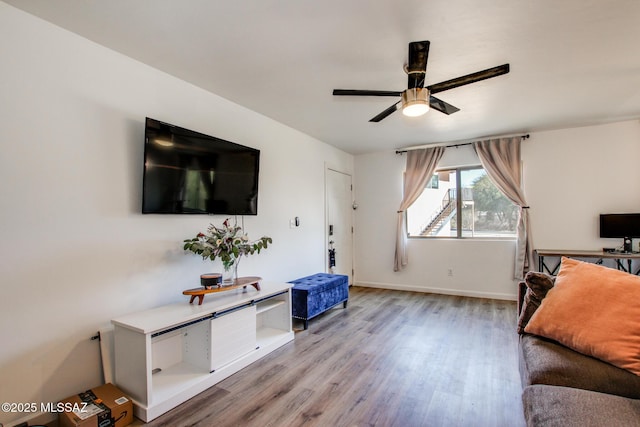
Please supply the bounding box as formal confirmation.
[140,286,525,427]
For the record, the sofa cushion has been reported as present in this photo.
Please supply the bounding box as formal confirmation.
[519,334,640,399]
[517,271,555,334]
[525,257,640,375]
[522,384,640,427]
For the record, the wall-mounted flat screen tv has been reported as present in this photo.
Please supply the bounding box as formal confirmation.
[142,118,260,215]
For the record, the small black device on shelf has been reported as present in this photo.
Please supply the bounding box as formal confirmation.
[599,213,640,253]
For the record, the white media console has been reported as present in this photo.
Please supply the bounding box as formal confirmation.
[111,282,294,422]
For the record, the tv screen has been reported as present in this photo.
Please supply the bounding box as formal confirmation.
[142,118,260,215]
[599,213,640,238]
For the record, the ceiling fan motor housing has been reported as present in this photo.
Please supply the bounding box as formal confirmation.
[402,88,430,116]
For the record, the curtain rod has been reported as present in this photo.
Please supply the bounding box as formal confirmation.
[395,133,530,154]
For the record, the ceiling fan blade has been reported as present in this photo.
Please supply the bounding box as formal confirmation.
[429,96,460,115]
[369,101,401,122]
[333,89,402,97]
[427,64,510,95]
[407,40,430,89]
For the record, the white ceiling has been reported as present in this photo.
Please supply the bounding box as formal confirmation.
[6,0,640,154]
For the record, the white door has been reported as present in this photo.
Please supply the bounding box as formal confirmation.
[326,168,353,283]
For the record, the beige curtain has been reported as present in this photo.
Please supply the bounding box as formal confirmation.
[394,146,445,271]
[474,137,533,279]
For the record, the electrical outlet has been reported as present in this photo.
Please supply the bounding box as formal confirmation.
[447,268,453,277]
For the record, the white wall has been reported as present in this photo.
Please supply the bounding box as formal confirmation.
[524,121,640,251]
[354,120,640,300]
[0,3,352,425]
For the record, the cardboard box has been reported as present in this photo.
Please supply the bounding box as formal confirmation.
[59,383,133,427]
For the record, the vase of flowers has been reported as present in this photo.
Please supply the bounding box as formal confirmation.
[183,219,272,284]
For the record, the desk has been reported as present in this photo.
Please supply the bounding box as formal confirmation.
[535,249,640,275]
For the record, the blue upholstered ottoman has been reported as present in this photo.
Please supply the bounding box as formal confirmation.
[288,273,349,329]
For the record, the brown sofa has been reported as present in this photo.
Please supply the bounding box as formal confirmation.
[517,277,640,426]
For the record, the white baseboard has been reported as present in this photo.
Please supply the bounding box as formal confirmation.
[354,281,517,301]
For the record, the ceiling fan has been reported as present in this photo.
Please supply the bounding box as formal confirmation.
[332,41,510,122]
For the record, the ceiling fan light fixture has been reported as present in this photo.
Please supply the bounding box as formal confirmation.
[401,88,430,117]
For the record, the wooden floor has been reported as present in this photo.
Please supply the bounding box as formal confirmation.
[139,286,525,427]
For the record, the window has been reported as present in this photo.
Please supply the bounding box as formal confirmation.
[407,167,517,238]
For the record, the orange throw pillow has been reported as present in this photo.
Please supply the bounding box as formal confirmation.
[525,257,640,376]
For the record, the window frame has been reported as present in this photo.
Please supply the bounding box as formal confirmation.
[407,165,517,240]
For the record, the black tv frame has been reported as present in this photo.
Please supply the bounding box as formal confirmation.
[142,118,260,215]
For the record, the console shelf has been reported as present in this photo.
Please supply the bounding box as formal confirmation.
[112,282,293,422]
[256,299,285,314]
